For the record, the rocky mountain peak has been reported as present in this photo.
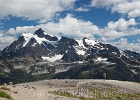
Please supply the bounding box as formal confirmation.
[34,28,45,38]
[34,28,58,41]
[0,28,140,64]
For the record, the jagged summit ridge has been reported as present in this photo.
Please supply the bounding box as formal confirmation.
[21,28,59,48]
[1,28,120,61]
[0,28,139,63]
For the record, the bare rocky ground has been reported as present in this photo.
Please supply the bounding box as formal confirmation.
[0,79,140,100]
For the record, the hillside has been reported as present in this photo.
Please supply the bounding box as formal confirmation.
[0,28,140,84]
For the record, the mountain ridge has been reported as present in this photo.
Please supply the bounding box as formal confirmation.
[0,28,140,84]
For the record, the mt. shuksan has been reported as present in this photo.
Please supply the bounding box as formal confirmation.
[0,28,140,83]
[1,28,120,62]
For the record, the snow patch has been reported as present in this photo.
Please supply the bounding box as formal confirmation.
[42,54,63,62]
[96,57,108,61]
[75,39,87,55]
[112,52,117,55]
[13,65,24,69]
[22,32,59,47]
[3,68,10,73]
[100,48,105,50]
[120,50,125,57]
[65,50,68,53]
[32,43,37,47]
[130,69,137,74]
[15,44,21,49]
[76,49,85,55]
[33,35,46,45]
[76,39,86,48]
[43,32,54,37]
[22,32,33,47]
[85,38,98,46]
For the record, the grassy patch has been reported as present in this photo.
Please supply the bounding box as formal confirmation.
[133,82,140,84]
[0,91,13,100]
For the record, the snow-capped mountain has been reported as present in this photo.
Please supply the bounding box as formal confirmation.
[1,28,121,62]
[0,28,140,83]
[1,28,59,58]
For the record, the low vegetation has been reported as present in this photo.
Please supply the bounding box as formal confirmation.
[0,91,13,100]
[0,69,54,85]
[0,57,140,85]
[49,82,140,100]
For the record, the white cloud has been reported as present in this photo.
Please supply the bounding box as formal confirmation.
[99,29,124,42]
[0,0,76,23]
[0,30,4,37]
[0,39,15,50]
[100,28,140,42]
[3,14,100,50]
[75,7,90,12]
[91,0,140,18]
[112,0,140,13]
[91,0,124,7]
[137,39,140,43]
[107,18,137,31]
[3,15,140,53]
[112,38,140,53]
[111,0,140,18]
[128,9,140,18]
[7,26,37,35]
[0,31,15,50]
[7,14,100,39]
[98,18,139,42]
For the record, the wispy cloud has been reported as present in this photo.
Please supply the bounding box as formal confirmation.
[111,38,140,53]
[6,14,99,38]
[112,0,140,18]
[91,0,124,7]
[0,0,76,23]
[75,7,90,12]
[0,30,16,49]
[91,0,140,18]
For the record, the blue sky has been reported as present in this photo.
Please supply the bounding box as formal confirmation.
[0,0,140,53]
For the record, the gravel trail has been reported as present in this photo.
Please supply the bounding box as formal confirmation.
[0,79,140,100]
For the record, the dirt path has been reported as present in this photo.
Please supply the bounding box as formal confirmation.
[5,80,79,100]
[1,79,140,100]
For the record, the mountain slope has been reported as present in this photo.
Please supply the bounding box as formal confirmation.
[0,28,140,84]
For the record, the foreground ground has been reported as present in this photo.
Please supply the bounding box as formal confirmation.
[0,79,140,100]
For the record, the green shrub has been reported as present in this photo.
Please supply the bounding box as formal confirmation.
[0,91,13,100]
